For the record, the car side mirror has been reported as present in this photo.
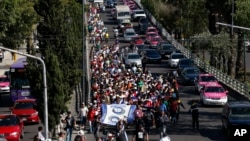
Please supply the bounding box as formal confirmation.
[225,90,229,94]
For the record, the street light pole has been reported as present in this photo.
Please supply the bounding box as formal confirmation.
[0,46,49,139]
[82,0,86,104]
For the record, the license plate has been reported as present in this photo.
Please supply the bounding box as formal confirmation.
[22,118,27,121]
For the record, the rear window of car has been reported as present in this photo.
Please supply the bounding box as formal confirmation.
[14,102,34,109]
[172,54,185,59]
[128,54,140,59]
[205,86,224,93]
[0,117,17,126]
[200,76,217,82]
[135,11,145,14]
[231,107,250,116]
[162,45,174,50]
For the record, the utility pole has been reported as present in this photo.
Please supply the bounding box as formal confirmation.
[216,22,248,82]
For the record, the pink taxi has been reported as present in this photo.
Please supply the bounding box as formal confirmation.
[194,73,218,93]
[149,36,162,48]
[200,82,228,106]
[145,32,158,44]
[146,26,158,34]
[0,75,10,94]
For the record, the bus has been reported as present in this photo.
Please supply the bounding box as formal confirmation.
[115,5,131,21]
[9,57,32,102]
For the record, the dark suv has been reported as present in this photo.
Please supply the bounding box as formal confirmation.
[221,101,250,138]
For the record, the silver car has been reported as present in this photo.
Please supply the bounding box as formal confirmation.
[123,28,137,42]
[124,52,142,67]
[168,52,185,68]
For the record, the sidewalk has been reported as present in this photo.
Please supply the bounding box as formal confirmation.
[0,51,25,75]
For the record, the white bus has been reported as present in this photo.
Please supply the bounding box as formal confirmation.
[115,5,131,21]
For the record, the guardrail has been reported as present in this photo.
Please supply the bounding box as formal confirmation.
[134,0,249,97]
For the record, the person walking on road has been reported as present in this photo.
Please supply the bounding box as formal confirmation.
[132,124,149,141]
[189,100,199,130]
[63,111,76,141]
[37,126,45,141]
[78,103,88,130]
[142,56,147,73]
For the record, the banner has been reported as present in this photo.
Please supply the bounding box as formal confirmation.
[100,104,136,126]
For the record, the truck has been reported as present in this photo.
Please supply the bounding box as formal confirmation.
[115,5,131,21]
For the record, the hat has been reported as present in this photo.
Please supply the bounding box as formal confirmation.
[78,130,85,136]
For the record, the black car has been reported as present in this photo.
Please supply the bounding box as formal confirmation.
[180,66,200,85]
[135,44,150,56]
[142,49,162,63]
[177,58,195,74]
[140,22,152,34]
[157,43,175,59]
[138,17,150,28]
[222,101,250,138]
[105,0,114,8]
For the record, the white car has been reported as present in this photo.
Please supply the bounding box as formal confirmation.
[123,28,137,42]
[168,52,185,68]
[124,53,142,67]
[131,9,146,21]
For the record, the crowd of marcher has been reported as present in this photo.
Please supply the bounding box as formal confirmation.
[42,2,200,141]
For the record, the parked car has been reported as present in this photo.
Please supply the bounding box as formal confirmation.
[194,73,218,93]
[131,9,146,21]
[142,49,162,63]
[149,36,162,48]
[0,114,24,141]
[124,52,142,67]
[177,58,195,74]
[200,82,228,106]
[123,28,137,42]
[138,17,150,27]
[145,32,158,44]
[10,99,40,124]
[157,43,175,59]
[221,101,250,138]
[0,75,10,94]
[168,52,186,68]
[180,66,200,85]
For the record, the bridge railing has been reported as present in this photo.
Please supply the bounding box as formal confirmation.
[134,0,249,96]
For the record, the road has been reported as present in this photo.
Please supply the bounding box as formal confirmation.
[0,1,248,141]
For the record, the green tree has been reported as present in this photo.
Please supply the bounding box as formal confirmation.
[0,0,38,49]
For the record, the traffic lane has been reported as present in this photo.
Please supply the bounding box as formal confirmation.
[0,93,40,141]
[171,86,228,141]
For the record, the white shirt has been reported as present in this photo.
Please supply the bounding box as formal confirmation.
[79,106,89,117]
[38,131,45,141]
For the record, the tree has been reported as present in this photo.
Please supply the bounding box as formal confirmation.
[29,0,82,132]
[0,0,38,49]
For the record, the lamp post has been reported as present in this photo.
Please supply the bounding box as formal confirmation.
[0,46,49,139]
[216,22,249,82]
[82,0,86,104]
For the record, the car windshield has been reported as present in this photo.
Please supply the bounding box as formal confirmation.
[179,60,193,65]
[14,102,34,109]
[128,54,140,59]
[185,69,199,74]
[0,77,8,82]
[201,76,217,82]
[147,33,157,37]
[135,11,145,14]
[162,45,174,50]
[230,107,250,117]
[126,32,136,36]
[172,54,185,59]
[0,116,18,126]
[152,38,160,42]
[205,86,224,93]
[147,50,158,55]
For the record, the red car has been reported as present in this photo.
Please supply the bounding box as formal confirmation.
[146,26,158,34]
[149,36,162,48]
[0,114,24,141]
[132,36,144,45]
[145,32,158,44]
[10,99,40,124]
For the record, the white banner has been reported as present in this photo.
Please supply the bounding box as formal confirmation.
[100,104,136,126]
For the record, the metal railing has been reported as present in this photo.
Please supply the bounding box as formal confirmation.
[134,0,249,96]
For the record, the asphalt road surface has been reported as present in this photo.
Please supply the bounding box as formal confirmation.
[0,1,248,141]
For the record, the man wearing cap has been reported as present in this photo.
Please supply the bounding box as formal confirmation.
[79,103,89,130]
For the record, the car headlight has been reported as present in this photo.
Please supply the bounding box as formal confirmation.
[221,96,227,100]
[9,132,19,136]
[31,112,38,116]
